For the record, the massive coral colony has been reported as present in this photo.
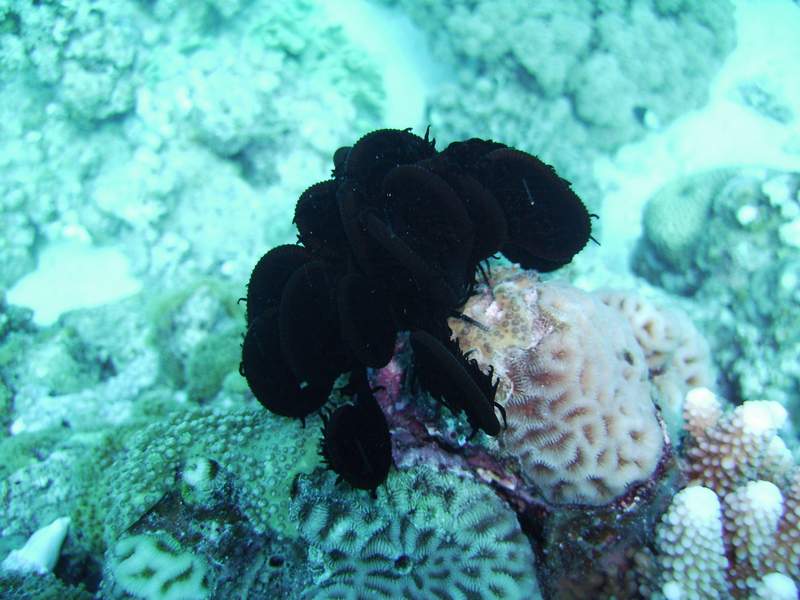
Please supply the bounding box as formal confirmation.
[239,127,592,493]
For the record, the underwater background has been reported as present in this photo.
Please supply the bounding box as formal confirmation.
[1,0,800,598]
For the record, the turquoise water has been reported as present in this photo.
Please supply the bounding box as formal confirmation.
[1,1,799,598]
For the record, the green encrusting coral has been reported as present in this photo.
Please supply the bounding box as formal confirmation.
[2,406,321,565]
[91,409,321,545]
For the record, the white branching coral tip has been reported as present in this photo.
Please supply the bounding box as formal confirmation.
[683,387,721,435]
[739,401,787,436]
[1,517,70,575]
[752,572,798,600]
[683,485,723,522]
[763,435,794,476]
[723,480,784,594]
[656,486,729,599]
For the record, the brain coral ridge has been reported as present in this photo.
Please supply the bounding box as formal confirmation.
[449,265,666,505]
[598,289,714,441]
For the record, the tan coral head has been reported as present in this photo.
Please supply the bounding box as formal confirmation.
[450,266,666,505]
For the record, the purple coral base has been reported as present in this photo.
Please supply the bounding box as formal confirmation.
[369,334,547,513]
[368,334,680,599]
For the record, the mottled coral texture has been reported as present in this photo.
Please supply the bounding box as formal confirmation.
[291,466,539,600]
[635,169,800,415]
[373,0,735,206]
[450,266,664,505]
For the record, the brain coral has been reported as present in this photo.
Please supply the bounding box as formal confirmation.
[108,532,210,600]
[449,266,665,505]
[598,289,714,440]
[291,466,539,600]
[638,169,735,276]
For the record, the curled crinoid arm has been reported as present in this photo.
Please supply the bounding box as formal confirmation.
[320,369,392,494]
[240,309,333,420]
[410,329,501,436]
[245,244,310,325]
[494,401,507,430]
[337,272,397,368]
[450,311,489,332]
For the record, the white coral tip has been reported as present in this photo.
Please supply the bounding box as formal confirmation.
[684,387,717,412]
[1,517,71,575]
[662,581,684,600]
[678,485,721,523]
[739,401,787,435]
[744,480,783,511]
[754,572,797,600]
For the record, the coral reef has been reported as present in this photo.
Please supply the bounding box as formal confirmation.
[372,0,736,207]
[241,128,592,491]
[0,1,796,598]
[98,409,321,542]
[1,407,323,597]
[0,0,384,293]
[355,265,688,597]
[634,168,800,415]
[1,245,797,598]
[4,0,139,121]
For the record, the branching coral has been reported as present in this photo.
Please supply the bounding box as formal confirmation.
[655,485,729,599]
[682,387,792,497]
[651,387,800,598]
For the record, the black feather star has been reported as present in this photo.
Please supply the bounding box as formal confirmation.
[239,127,592,493]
